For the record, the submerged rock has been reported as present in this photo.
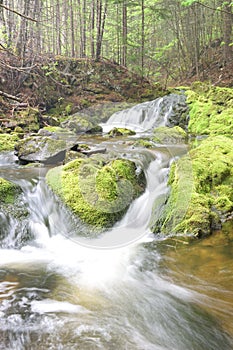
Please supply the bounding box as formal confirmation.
[151,135,233,237]
[46,156,146,230]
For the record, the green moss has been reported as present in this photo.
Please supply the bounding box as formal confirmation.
[186,84,233,137]
[134,139,154,148]
[0,134,19,152]
[153,126,188,143]
[46,157,146,230]
[0,178,21,204]
[152,135,233,237]
[108,127,136,137]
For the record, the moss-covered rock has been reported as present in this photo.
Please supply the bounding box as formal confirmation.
[61,114,102,134]
[153,126,188,144]
[0,178,21,204]
[152,135,233,237]
[186,83,233,137]
[108,127,136,137]
[0,133,19,152]
[0,178,30,247]
[46,156,146,230]
[2,107,40,133]
[15,135,69,164]
[133,138,154,149]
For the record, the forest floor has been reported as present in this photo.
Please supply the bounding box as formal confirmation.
[173,45,233,88]
[0,49,232,131]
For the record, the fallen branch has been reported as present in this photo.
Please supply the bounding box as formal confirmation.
[0,90,21,102]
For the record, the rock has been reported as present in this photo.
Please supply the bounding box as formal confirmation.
[164,93,190,129]
[14,135,72,164]
[1,107,40,133]
[61,114,103,134]
[152,126,188,144]
[0,177,30,248]
[108,127,136,137]
[0,133,19,152]
[46,156,146,230]
[0,177,21,205]
[151,135,233,238]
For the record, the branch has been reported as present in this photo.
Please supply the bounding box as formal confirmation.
[195,1,232,15]
[0,90,21,102]
[0,61,38,72]
[0,4,38,22]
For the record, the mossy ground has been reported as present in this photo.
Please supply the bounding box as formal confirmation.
[153,136,233,237]
[46,156,146,230]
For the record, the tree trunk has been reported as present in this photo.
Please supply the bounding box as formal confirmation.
[222,0,233,63]
[122,0,127,67]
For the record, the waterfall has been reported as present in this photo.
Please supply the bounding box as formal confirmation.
[102,93,188,133]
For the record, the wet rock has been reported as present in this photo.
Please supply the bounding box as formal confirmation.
[152,126,188,144]
[164,93,190,129]
[151,135,233,238]
[108,127,136,137]
[46,156,146,230]
[0,177,29,248]
[14,135,71,165]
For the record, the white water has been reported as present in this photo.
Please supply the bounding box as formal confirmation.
[0,148,233,349]
[101,94,183,133]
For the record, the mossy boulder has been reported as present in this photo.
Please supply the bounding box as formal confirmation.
[186,83,233,137]
[151,135,233,237]
[0,133,19,152]
[46,156,146,230]
[0,178,30,247]
[108,127,136,137]
[153,126,188,144]
[15,135,69,164]
[0,178,21,204]
[61,114,102,134]
[1,107,40,133]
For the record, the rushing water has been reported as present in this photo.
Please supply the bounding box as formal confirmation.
[0,137,233,349]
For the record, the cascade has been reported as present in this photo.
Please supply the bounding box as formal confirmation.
[0,109,232,349]
[102,93,187,133]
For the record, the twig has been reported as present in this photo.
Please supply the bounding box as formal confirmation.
[0,90,21,102]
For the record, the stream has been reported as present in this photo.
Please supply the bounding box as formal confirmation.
[0,131,233,349]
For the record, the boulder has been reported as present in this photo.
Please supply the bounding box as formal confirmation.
[152,126,188,144]
[46,156,146,230]
[61,114,102,134]
[0,177,29,247]
[151,135,233,238]
[108,127,136,137]
[14,135,72,164]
